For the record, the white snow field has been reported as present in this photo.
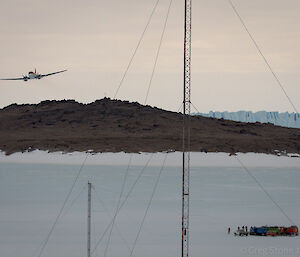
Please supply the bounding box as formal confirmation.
[0,151,299,257]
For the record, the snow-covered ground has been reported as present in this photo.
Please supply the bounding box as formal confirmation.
[0,151,299,257]
[0,150,299,167]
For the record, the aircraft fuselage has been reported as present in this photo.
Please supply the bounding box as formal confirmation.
[24,72,42,81]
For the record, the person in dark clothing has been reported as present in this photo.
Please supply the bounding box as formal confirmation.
[228,227,231,234]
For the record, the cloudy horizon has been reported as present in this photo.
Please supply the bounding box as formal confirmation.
[0,0,299,112]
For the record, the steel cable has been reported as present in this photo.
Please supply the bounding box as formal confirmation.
[91,153,154,256]
[144,0,174,104]
[92,186,131,253]
[189,101,296,225]
[113,0,162,99]
[128,153,168,257]
[229,0,298,113]
[103,155,133,257]
[33,154,89,257]
[235,156,295,225]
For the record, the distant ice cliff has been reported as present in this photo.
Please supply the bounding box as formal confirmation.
[195,111,300,129]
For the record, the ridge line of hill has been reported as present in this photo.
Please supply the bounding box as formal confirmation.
[0,98,299,155]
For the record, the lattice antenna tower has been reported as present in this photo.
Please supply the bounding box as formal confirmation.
[87,182,92,257]
[182,0,192,257]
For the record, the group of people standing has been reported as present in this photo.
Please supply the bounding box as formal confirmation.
[227,226,248,234]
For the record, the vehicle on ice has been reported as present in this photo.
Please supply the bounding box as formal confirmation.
[249,226,298,236]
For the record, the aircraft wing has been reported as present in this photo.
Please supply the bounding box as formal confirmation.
[40,70,67,78]
[0,77,27,81]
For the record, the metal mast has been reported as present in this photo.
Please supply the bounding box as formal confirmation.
[87,182,92,257]
[182,0,192,257]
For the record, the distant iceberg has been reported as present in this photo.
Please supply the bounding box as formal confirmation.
[194,111,300,129]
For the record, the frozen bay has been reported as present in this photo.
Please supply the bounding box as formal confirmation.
[0,152,300,257]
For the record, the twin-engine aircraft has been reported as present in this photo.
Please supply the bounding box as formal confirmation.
[0,69,67,82]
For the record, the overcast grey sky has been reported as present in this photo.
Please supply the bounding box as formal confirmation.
[0,0,299,112]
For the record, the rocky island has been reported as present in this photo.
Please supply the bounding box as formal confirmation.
[0,98,299,155]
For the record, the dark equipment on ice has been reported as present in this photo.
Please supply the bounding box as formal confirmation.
[234,225,299,237]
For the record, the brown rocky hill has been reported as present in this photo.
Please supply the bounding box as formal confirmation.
[0,98,299,155]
